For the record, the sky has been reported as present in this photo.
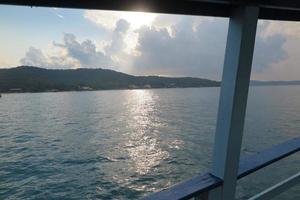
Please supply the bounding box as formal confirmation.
[0,5,300,81]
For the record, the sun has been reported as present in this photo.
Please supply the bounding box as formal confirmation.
[85,10,157,30]
[120,11,157,29]
[84,10,158,55]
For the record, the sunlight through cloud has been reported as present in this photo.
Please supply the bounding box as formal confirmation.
[84,10,157,30]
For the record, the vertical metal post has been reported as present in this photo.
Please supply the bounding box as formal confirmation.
[211,5,259,200]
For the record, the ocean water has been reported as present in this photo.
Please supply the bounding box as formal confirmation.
[0,86,299,200]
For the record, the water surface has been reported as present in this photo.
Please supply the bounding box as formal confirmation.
[0,86,299,199]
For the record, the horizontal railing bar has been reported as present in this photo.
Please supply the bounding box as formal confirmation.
[142,137,300,200]
[238,137,300,179]
[248,172,300,200]
[142,173,222,200]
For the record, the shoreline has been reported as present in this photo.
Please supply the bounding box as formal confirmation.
[0,85,221,94]
[2,84,300,95]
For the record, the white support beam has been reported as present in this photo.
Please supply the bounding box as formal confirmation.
[211,5,259,200]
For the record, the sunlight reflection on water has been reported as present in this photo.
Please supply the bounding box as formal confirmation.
[125,90,170,175]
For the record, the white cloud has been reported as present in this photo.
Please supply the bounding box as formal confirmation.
[131,17,287,79]
[249,20,300,80]
[259,20,300,38]
[19,12,295,80]
[53,33,112,68]
[20,46,80,69]
[20,34,113,69]
[84,10,159,57]
[20,47,50,67]
[20,21,133,71]
[84,10,157,30]
[131,18,227,79]
[84,10,121,30]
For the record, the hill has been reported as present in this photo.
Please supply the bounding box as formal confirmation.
[0,66,220,93]
[250,80,300,86]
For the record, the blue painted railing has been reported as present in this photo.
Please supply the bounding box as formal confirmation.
[143,137,300,200]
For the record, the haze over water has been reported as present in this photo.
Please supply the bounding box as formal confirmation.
[0,86,299,199]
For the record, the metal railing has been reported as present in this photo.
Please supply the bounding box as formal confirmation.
[1,1,300,200]
[143,137,300,200]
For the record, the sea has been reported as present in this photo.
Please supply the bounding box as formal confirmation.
[0,86,299,200]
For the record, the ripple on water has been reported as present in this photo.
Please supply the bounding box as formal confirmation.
[1,88,300,200]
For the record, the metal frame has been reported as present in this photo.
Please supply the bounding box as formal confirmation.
[1,1,300,200]
[211,5,259,200]
[3,0,300,21]
[142,3,300,197]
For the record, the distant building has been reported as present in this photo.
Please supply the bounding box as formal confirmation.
[168,83,176,88]
[128,85,139,89]
[9,88,22,92]
[143,84,151,89]
[46,89,59,92]
[79,86,93,91]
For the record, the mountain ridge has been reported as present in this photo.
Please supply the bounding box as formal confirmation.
[0,66,220,93]
[1,66,300,93]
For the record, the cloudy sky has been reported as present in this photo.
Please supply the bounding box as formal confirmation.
[0,5,300,81]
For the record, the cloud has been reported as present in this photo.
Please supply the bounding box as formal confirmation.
[20,45,81,69]
[252,33,287,72]
[21,34,113,69]
[20,20,131,70]
[251,21,300,80]
[259,20,300,38]
[132,17,227,79]
[103,19,135,70]
[84,10,157,30]
[20,47,48,67]
[132,17,287,79]
[53,33,112,68]
[104,19,130,55]
[20,13,290,80]
[84,10,121,30]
